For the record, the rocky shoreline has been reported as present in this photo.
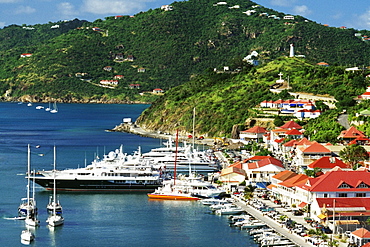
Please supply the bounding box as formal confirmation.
[110,123,216,146]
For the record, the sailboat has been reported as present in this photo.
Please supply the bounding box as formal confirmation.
[21,228,35,242]
[50,102,58,113]
[18,145,37,218]
[46,146,64,227]
[25,170,40,227]
[45,102,51,111]
[147,130,201,200]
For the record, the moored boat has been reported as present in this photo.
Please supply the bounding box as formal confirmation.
[30,145,165,192]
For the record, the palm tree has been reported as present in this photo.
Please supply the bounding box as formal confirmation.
[339,144,369,169]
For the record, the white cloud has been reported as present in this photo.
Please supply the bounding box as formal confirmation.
[292,5,311,16]
[0,21,5,28]
[14,6,36,14]
[355,9,370,30]
[58,2,79,18]
[81,0,149,15]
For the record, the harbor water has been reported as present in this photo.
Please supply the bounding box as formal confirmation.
[0,102,258,247]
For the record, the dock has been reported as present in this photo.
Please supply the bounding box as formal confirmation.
[232,197,314,246]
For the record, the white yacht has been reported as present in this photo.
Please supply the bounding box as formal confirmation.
[30,145,165,192]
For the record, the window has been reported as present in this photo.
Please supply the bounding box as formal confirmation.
[338,183,351,189]
[356,193,366,197]
[338,193,347,197]
[323,193,328,198]
[357,182,369,188]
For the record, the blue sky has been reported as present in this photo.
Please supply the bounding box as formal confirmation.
[0,0,369,30]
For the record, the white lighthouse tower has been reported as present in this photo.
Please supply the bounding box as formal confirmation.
[289,44,294,57]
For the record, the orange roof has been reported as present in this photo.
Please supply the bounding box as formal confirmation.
[283,139,298,147]
[308,157,349,169]
[362,242,370,247]
[280,120,302,130]
[241,126,267,134]
[301,142,331,154]
[267,184,277,190]
[285,129,302,135]
[279,174,309,187]
[338,126,366,139]
[247,157,284,170]
[295,137,314,145]
[272,170,298,181]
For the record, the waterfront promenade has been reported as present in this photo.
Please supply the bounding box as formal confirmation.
[232,196,349,247]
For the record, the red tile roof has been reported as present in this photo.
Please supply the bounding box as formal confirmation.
[247,157,284,170]
[285,129,303,136]
[301,142,331,154]
[279,174,309,187]
[352,228,370,239]
[272,170,298,181]
[280,120,302,130]
[308,170,370,192]
[308,156,349,169]
[283,139,298,147]
[295,137,314,146]
[316,198,370,212]
[338,126,366,139]
[241,126,267,134]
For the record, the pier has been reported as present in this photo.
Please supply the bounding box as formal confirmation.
[232,196,314,246]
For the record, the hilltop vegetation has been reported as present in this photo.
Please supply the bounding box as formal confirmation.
[136,57,369,142]
[0,0,369,103]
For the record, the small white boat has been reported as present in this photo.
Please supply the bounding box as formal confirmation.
[45,102,51,111]
[50,102,58,113]
[215,204,245,215]
[35,105,44,109]
[20,229,35,242]
[27,103,32,107]
[202,197,233,206]
[47,146,64,227]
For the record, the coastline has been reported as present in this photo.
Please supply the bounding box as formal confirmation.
[109,122,216,147]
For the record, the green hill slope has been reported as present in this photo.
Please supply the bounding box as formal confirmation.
[0,0,369,102]
[136,57,367,139]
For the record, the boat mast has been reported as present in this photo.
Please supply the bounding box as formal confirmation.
[53,145,56,216]
[27,144,31,214]
[192,107,195,148]
[174,129,178,185]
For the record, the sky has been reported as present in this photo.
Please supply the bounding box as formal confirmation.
[0,0,369,30]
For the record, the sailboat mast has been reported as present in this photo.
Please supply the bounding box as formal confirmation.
[53,145,56,216]
[27,144,31,214]
[192,107,195,148]
[174,129,179,185]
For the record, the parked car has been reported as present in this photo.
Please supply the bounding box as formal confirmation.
[293,210,304,216]
[304,217,313,223]
[321,227,333,234]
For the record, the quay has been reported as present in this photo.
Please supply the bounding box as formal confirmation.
[232,196,314,247]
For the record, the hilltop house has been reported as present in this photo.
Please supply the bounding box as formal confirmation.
[153,88,164,94]
[20,53,32,58]
[359,86,370,100]
[239,126,267,142]
[338,126,367,143]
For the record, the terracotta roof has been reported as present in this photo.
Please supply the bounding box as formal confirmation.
[295,137,314,146]
[244,156,270,162]
[283,139,298,147]
[308,156,349,169]
[247,157,284,170]
[272,170,298,181]
[241,126,267,134]
[361,242,370,247]
[280,120,302,130]
[221,166,246,176]
[285,129,302,136]
[316,198,370,212]
[338,126,366,139]
[309,170,370,192]
[279,174,309,187]
[301,142,331,154]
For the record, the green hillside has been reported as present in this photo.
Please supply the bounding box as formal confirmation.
[0,0,369,102]
[136,56,369,142]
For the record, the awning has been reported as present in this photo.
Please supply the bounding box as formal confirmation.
[267,184,277,190]
[298,202,308,208]
[317,214,327,219]
[336,220,360,225]
[256,182,267,189]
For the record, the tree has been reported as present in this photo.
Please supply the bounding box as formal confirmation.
[339,144,369,169]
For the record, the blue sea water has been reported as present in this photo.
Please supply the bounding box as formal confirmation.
[0,102,257,247]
